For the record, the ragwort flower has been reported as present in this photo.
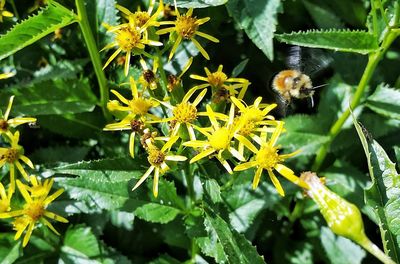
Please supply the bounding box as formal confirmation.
[190,65,250,100]
[116,0,163,31]
[105,77,159,158]
[0,182,11,213]
[156,6,219,60]
[234,122,306,196]
[1,96,37,135]
[183,104,247,174]
[0,131,34,194]
[132,136,187,197]
[155,87,207,141]
[0,71,15,80]
[138,57,159,90]
[0,176,68,247]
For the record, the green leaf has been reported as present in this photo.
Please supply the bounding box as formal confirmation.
[166,0,227,8]
[303,1,344,29]
[276,29,379,54]
[0,78,98,116]
[204,179,222,204]
[0,2,76,60]
[352,112,400,261]
[30,145,90,164]
[226,0,281,60]
[320,227,366,264]
[231,59,249,77]
[32,59,89,82]
[55,157,184,212]
[0,236,21,264]
[204,209,266,264]
[134,203,180,224]
[366,84,400,120]
[96,0,119,46]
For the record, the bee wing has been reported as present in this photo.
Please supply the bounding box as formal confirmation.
[286,46,302,71]
[273,92,291,118]
[302,48,333,77]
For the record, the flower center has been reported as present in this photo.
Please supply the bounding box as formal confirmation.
[116,28,142,51]
[208,72,228,88]
[243,108,264,122]
[234,117,255,136]
[142,70,156,83]
[129,98,153,115]
[132,11,150,28]
[131,120,144,132]
[147,146,165,166]
[2,148,19,163]
[208,127,231,150]
[30,185,48,198]
[176,15,198,39]
[256,144,280,169]
[0,119,8,131]
[24,201,45,221]
[167,75,180,92]
[173,102,197,123]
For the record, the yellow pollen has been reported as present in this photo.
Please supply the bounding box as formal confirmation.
[2,148,19,163]
[147,146,165,166]
[129,98,153,115]
[132,11,150,28]
[24,201,45,221]
[173,103,197,123]
[256,145,280,169]
[208,71,228,88]
[116,28,142,51]
[0,119,8,131]
[208,127,231,150]
[175,15,198,39]
[234,117,255,136]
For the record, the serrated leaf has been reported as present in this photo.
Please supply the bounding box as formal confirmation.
[32,59,89,82]
[204,209,265,264]
[0,78,98,116]
[366,84,400,119]
[227,0,281,60]
[204,179,222,204]
[55,157,184,212]
[276,29,379,54]
[134,203,180,224]
[352,112,400,261]
[0,2,77,60]
[320,227,366,264]
[165,0,227,8]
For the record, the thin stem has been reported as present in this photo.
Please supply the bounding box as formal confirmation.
[75,0,110,120]
[183,164,195,206]
[312,29,399,171]
[360,237,396,264]
[156,48,169,96]
[9,0,19,19]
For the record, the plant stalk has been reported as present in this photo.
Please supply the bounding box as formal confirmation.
[75,0,110,120]
[312,29,399,171]
[360,237,396,264]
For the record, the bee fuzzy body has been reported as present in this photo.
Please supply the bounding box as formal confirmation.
[272,69,314,103]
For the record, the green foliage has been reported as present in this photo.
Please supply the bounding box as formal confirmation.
[168,0,227,8]
[276,29,379,54]
[226,0,281,60]
[353,113,400,261]
[366,84,400,119]
[0,2,76,60]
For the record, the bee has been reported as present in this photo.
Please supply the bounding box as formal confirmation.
[272,46,331,111]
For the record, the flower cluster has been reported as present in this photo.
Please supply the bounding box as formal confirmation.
[102,1,306,198]
[0,96,67,247]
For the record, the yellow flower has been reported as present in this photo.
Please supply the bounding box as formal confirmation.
[183,104,248,174]
[1,96,37,135]
[138,57,159,90]
[234,122,305,196]
[190,65,250,100]
[0,0,13,22]
[0,176,68,247]
[101,20,163,76]
[0,182,11,213]
[105,77,159,158]
[116,0,163,31]
[132,136,187,197]
[156,6,219,60]
[155,87,207,141]
[0,131,34,195]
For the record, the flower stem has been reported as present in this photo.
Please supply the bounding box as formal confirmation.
[75,0,110,120]
[312,29,399,171]
[360,237,396,264]
[156,48,169,96]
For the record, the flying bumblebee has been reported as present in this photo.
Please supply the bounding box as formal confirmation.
[272,46,331,110]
